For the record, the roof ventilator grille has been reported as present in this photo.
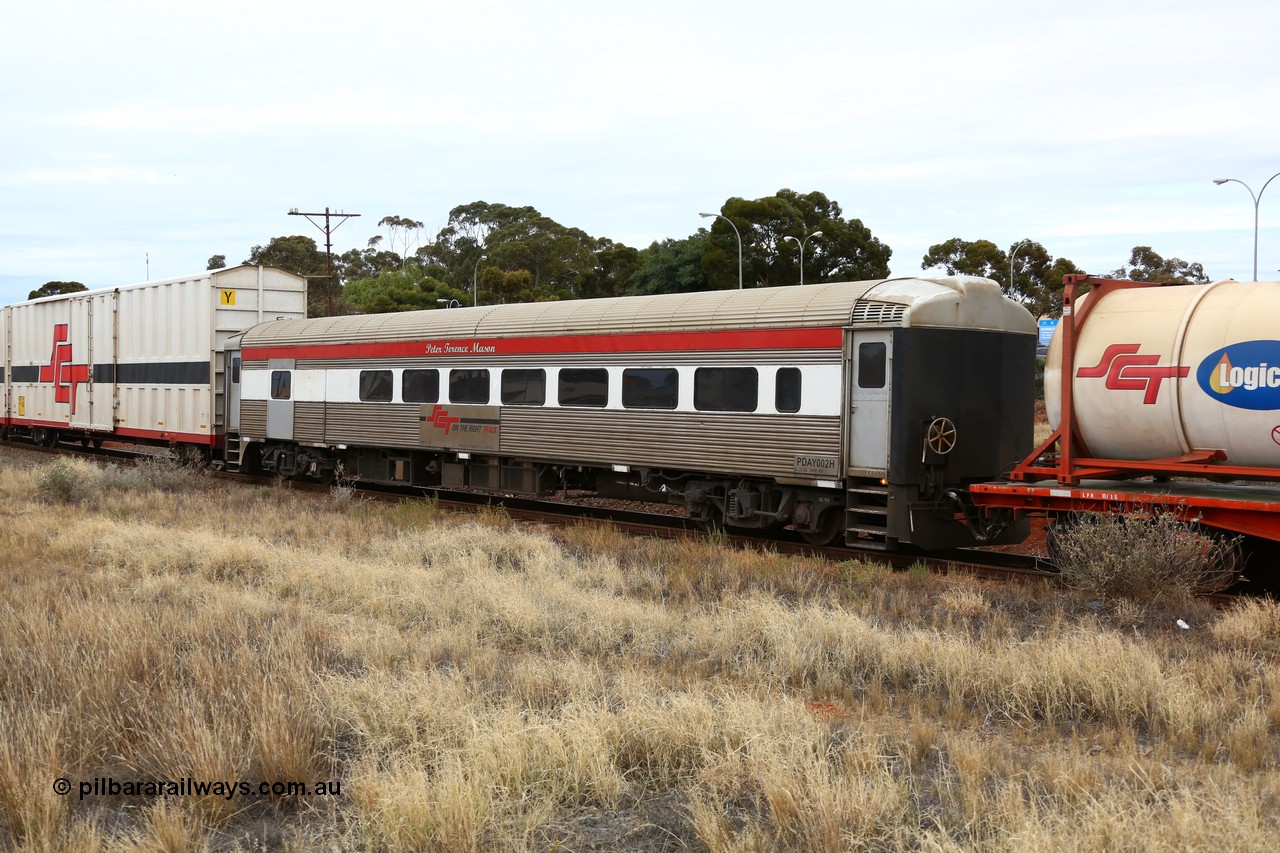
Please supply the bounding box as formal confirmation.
[850,299,907,327]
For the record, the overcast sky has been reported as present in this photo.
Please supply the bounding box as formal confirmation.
[2,0,1277,304]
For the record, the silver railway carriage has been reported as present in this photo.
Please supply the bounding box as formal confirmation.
[229,276,1035,549]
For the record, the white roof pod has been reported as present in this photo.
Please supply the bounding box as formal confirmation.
[242,276,1035,347]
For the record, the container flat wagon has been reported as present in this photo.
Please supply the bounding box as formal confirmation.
[1,265,306,459]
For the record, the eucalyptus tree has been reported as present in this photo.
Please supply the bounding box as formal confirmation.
[1109,246,1210,284]
[705,189,891,289]
[430,201,597,300]
[342,268,466,313]
[27,281,87,300]
[629,233,712,295]
[922,238,1083,317]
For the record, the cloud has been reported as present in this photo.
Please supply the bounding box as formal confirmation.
[5,166,166,186]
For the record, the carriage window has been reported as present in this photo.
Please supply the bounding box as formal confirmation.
[270,370,291,400]
[694,367,758,412]
[449,368,490,403]
[858,342,887,389]
[558,368,609,407]
[359,370,393,402]
[403,369,439,403]
[501,368,546,405]
[231,357,241,384]
[622,368,679,409]
[775,367,802,413]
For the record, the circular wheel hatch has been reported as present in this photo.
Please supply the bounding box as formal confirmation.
[926,417,957,455]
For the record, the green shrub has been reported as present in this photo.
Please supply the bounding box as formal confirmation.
[134,457,202,493]
[36,458,87,503]
[1052,511,1240,599]
[35,456,201,504]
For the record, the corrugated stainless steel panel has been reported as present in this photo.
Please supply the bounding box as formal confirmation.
[242,277,1035,352]
[298,349,840,370]
[241,400,267,437]
[323,403,421,447]
[242,280,884,348]
[294,402,325,443]
[499,409,840,480]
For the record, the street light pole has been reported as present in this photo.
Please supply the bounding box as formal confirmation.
[783,230,823,285]
[1008,239,1032,297]
[472,254,487,306]
[1214,173,1280,281]
[699,212,743,289]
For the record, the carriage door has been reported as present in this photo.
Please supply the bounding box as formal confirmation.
[847,331,892,475]
[72,291,117,432]
[266,358,294,440]
[224,347,242,433]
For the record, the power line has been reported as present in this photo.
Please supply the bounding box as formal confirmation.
[288,206,361,315]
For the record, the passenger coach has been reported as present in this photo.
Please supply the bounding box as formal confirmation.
[228,276,1035,549]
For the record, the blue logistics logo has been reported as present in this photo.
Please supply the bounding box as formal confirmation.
[1197,340,1280,410]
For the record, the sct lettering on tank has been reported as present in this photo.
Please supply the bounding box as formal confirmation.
[1197,341,1280,410]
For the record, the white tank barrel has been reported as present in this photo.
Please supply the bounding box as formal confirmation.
[1045,279,1280,468]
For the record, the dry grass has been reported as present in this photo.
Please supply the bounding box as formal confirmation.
[0,447,1277,850]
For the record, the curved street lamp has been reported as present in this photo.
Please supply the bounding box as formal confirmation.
[1008,239,1032,297]
[472,253,487,305]
[783,230,823,285]
[1214,173,1280,281]
[699,212,743,289]
[436,298,460,309]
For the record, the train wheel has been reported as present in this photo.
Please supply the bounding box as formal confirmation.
[800,508,844,546]
[697,513,727,538]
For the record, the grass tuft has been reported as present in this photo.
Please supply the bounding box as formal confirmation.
[1,447,1278,850]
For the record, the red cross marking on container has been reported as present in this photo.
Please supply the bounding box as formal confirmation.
[37,324,91,415]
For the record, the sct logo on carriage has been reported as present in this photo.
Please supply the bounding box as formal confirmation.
[1197,340,1280,410]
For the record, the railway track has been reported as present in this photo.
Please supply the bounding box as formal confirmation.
[3,436,1244,602]
[0,436,1061,585]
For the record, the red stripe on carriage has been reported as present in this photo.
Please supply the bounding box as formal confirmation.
[241,326,844,362]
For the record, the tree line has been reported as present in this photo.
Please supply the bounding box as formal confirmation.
[33,188,1212,315]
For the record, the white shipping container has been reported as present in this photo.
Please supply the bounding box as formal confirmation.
[3,265,306,446]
